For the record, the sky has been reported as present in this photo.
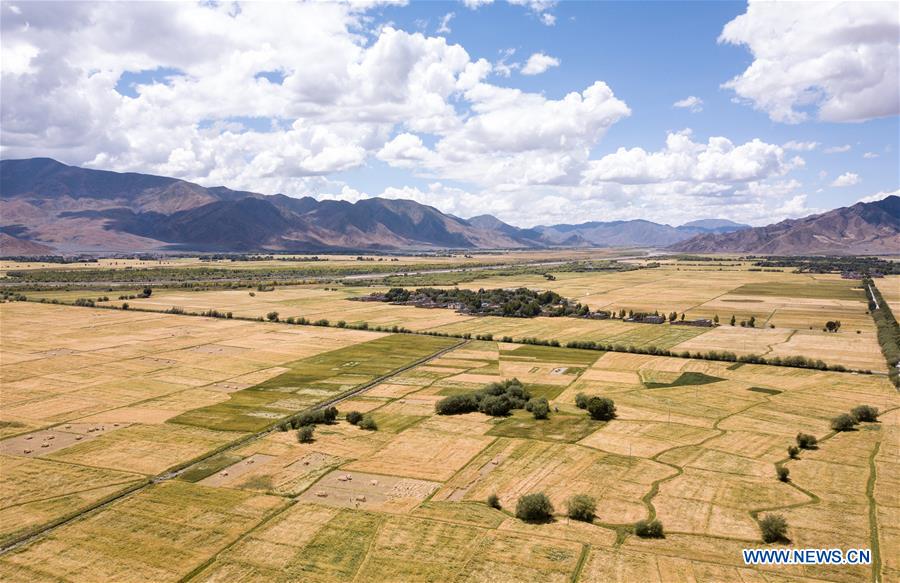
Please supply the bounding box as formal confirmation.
[1,0,898,227]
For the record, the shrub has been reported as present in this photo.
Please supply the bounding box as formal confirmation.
[266,311,279,322]
[796,433,817,449]
[850,405,879,423]
[787,445,799,459]
[346,411,363,425]
[358,415,378,430]
[515,493,553,522]
[526,398,550,420]
[566,495,596,522]
[575,393,589,409]
[776,466,790,482]
[634,519,664,538]
[586,397,616,421]
[759,514,788,543]
[122,302,129,310]
[297,426,315,443]
[830,413,857,432]
[487,493,501,509]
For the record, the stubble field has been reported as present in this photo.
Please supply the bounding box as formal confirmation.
[1,298,896,582]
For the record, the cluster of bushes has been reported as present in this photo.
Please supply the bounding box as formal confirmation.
[502,491,668,538]
[73,298,96,307]
[0,291,27,302]
[279,406,338,430]
[435,378,531,417]
[831,404,879,432]
[575,393,617,421]
[201,309,232,318]
[525,397,550,420]
[345,410,377,430]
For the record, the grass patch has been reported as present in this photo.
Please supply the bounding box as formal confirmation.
[501,344,601,366]
[487,411,599,442]
[644,372,725,389]
[178,453,243,482]
[170,334,457,431]
[368,412,426,433]
[732,281,863,301]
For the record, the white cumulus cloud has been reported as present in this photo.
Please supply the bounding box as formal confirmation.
[783,140,819,151]
[673,96,703,113]
[824,145,852,154]
[719,1,900,123]
[831,172,861,187]
[521,52,560,75]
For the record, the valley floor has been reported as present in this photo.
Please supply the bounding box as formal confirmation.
[0,301,897,582]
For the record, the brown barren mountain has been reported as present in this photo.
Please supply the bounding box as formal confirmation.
[669,196,900,254]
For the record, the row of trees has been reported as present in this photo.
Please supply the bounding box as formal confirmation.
[493,492,665,538]
[866,278,900,388]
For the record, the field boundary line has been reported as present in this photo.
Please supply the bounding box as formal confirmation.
[866,440,882,583]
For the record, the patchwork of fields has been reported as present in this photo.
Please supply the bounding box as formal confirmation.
[1,301,896,582]
[33,262,884,371]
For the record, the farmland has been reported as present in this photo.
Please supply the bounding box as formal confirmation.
[20,258,884,371]
[1,250,897,583]
[1,297,897,582]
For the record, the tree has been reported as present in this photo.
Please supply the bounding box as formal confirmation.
[759,514,788,543]
[479,395,513,417]
[297,426,315,443]
[787,445,800,459]
[527,398,550,420]
[776,466,790,482]
[851,405,879,422]
[358,415,378,430]
[730,315,736,326]
[516,493,554,522]
[566,495,596,522]
[141,287,152,298]
[487,493,501,509]
[266,311,279,322]
[713,314,719,324]
[825,320,841,333]
[586,397,616,421]
[796,433,817,449]
[346,411,363,425]
[575,393,589,410]
[830,413,857,432]
[634,519,664,538]
[748,315,756,328]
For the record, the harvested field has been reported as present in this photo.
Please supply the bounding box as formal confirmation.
[0,481,285,582]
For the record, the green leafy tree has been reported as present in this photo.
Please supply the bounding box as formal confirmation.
[297,426,315,443]
[851,405,879,422]
[586,397,616,421]
[759,514,788,543]
[830,413,857,432]
[566,495,596,522]
[516,493,554,522]
[634,519,664,538]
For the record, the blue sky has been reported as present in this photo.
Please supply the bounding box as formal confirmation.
[2,0,897,226]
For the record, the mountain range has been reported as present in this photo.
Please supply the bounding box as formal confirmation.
[0,158,896,255]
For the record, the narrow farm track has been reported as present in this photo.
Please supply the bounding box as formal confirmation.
[0,338,467,556]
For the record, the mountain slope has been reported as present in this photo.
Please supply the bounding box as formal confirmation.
[537,219,690,247]
[670,196,900,254]
[0,158,530,252]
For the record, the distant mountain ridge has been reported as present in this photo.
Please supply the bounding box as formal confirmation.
[670,196,900,254]
[1,158,894,255]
